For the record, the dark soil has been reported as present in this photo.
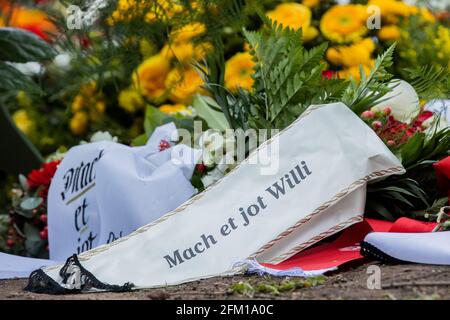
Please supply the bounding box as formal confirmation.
[1,262,450,300]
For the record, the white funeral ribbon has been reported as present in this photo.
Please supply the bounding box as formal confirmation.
[363,231,450,265]
[0,253,59,279]
[0,123,201,279]
[47,122,201,261]
[32,102,404,292]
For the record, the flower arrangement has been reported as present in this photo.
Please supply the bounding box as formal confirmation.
[0,0,449,256]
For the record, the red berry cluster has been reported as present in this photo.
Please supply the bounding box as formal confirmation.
[361,107,434,148]
[6,160,60,253]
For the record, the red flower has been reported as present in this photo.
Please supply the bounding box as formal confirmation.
[27,160,61,190]
[196,163,206,173]
[20,25,49,41]
[158,139,171,151]
[322,70,335,80]
[413,111,434,128]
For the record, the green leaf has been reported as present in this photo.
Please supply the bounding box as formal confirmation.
[366,201,396,221]
[0,61,42,94]
[342,43,396,114]
[24,222,41,242]
[144,105,169,136]
[20,197,43,211]
[0,27,56,63]
[131,133,148,147]
[193,94,229,131]
[401,133,425,167]
[19,174,29,191]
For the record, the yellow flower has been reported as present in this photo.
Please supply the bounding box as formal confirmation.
[70,112,88,136]
[133,54,170,101]
[378,25,401,41]
[434,26,450,66]
[224,52,255,92]
[266,3,318,42]
[302,0,320,8]
[16,91,32,108]
[320,4,368,43]
[338,61,375,81]
[108,0,183,24]
[144,0,183,23]
[159,103,192,116]
[170,23,206,44]
[166,68,206,104]
[118,87,145,113]
[71,95,84,113]
[95,100,106,114]
[419,7,435,23]
[12,110,34,135]
[368,0,418,23]
[327,38,375,68]
[161,41,211,64]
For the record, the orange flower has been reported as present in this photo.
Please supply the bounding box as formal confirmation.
[320,4,368,43]
[224,52,255,92]
[4,6,56,40]
[133,54,170,101]
[266,3,318,42]
[165,68,206,104]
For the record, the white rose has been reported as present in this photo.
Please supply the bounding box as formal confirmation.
[375,79,420,123]
[201,167,225,188]
[90,131,118,143]
[199,130,225,167]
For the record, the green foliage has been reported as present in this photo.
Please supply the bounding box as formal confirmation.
[192,95,230,131]
[341,43,395,115]
[400,127,450,170]
[403,65,450,100]
[0,28,55,63]
[203,17,396,132]
[368,126,450,221]
[0,28,55,98]
[243,17,333,130]
[367,177,429,221]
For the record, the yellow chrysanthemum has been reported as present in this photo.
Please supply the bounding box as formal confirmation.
[159,103,192,116]
[165,68,205,104]
[170,22,206,44]
[224,52,255,92]
[108,0,183,24]
[419,7,435,23]
[144,0,183,23]
[368,0,418,23]
[133,54,170,100]
[338,61,374,81]
[320,4,368,43]
[378,25,400,41]
[161,41,212,64]
[326,38,375,68]
[266,3,318,42]
[118,88,145,113]
[70,112,89,136]
[435,26,450,65]
[302,0,320,8]
[12,110,34,135]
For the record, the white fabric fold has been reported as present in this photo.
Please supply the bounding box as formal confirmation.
[0,253,59,279]
[234,259,335,277]
[364,231,450,265]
